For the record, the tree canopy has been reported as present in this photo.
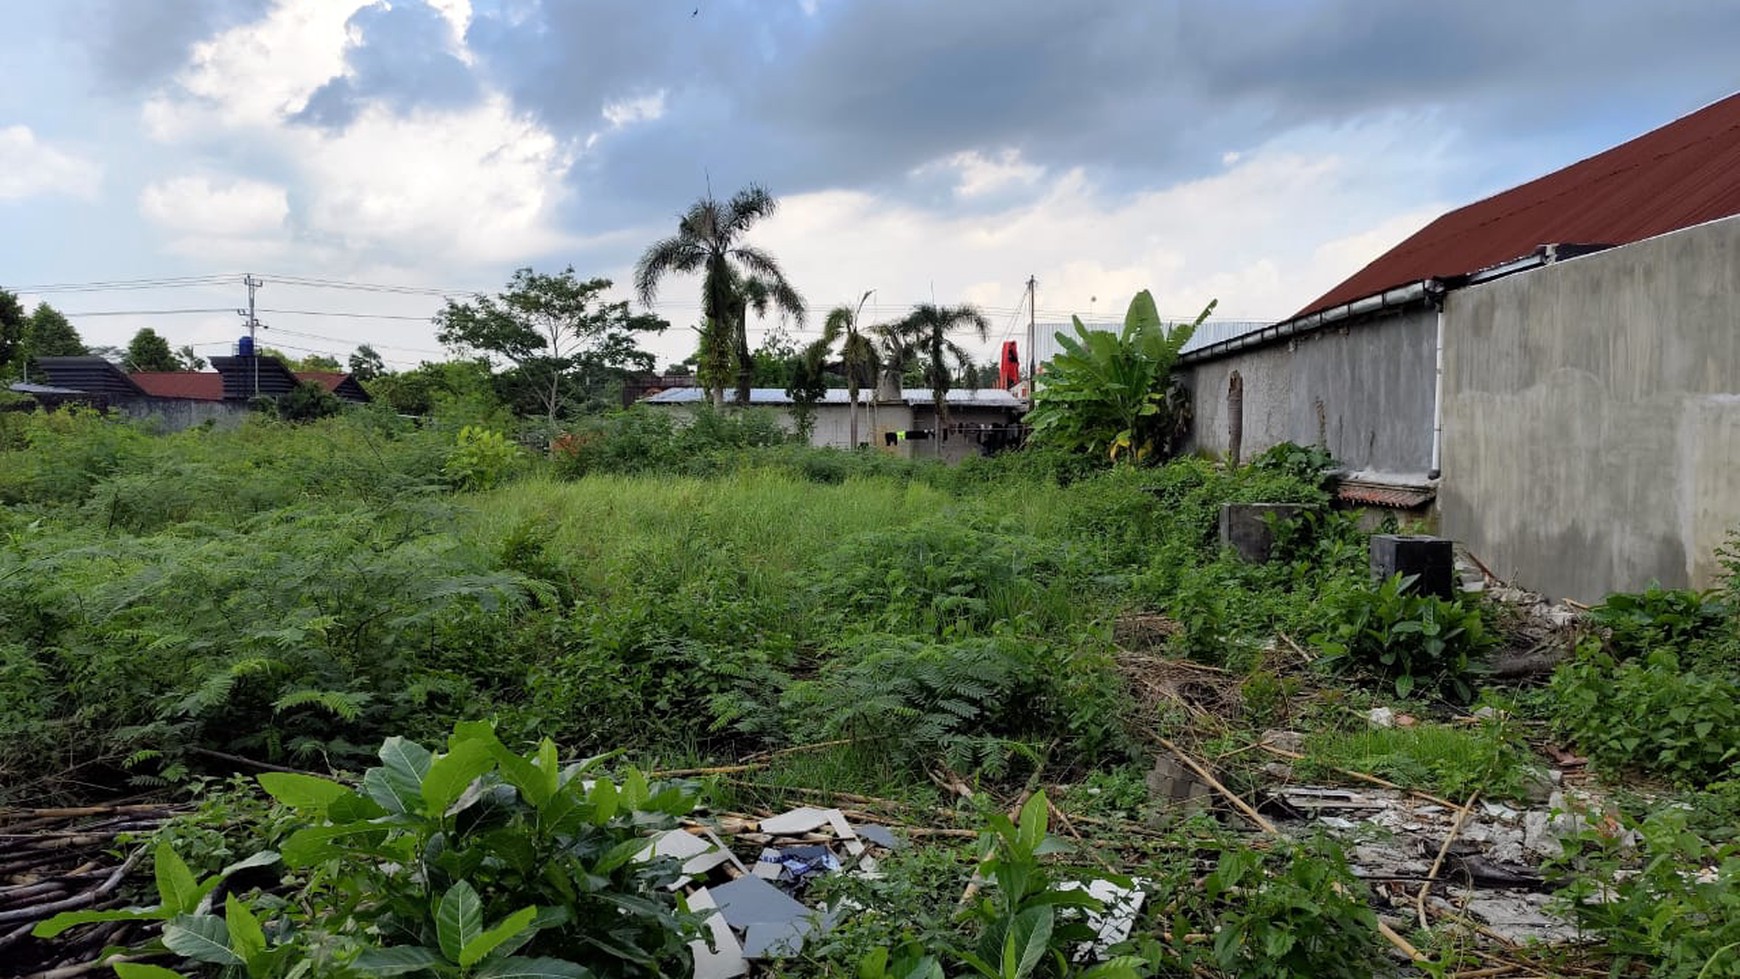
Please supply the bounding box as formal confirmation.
[437,267,666,423]
[634,185,804,407]
[124,328,179,372]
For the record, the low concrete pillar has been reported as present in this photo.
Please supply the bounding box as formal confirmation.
[1370,534,1456,600]
[1218,503,1307,563]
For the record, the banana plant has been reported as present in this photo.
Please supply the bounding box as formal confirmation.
[1026,291,1214,464]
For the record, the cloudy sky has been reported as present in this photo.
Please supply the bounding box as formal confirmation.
[2,0,1736,370]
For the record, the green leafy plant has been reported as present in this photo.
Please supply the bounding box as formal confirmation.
[1026,291,1214,464]
[1549,808,1740,978]
[44,722,704,978]
[1551,642,1740,787]
[1178,839,1389,979]
[1589,583,1733,664]
[1310,573,1495,701]
[444,425,522,491]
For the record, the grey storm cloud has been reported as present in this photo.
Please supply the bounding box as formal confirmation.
[63,0,1740,233]
[67,0,273,90]
[457,0,1740,226]
[294,0,481,130]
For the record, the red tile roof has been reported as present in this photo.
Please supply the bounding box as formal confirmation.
[1299,92,1740,318]
[128,372,225,401]
[294,371,348,392]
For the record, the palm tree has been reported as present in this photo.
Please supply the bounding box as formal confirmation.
[896,303,990,456]
[634,185,806,407]
[822,290,879,449]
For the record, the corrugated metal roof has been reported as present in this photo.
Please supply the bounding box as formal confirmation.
[1336,481,1437,509]
[1299,91,1740,318]
[129,372,225,401]
[643,387,1024,408]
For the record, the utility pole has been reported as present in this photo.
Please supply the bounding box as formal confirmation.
[1024,275,1037,404]
[236,274,262,397]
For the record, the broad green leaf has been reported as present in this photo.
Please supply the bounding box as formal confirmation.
[33,908,164,938]
[154,844,200,914]
[587,777,619,824]
[256,772,349,812]
[621,769,649,808]
[281,821,387,868]
[494,742,550,808]
[473,957,593,979]
[593,835,653,876]
[225,894,266,968]
[113,965,187,979]
[435,880,484,963]
[219,850,281,879]
[459,905,538,968]
[1017,791,1048,853]
[369,736,433,814]
[163,914,243,966]
[535,739,560,799]
[423,738,494,815]
[352,946,446,976]
[328,789,389,823]
[1005,906,1054,979]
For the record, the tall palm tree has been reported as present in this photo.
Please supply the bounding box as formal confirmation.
[897,303,990,456]
[822,290,879,449]
[634,185,806,407]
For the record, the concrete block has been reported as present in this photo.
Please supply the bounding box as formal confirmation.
[1218,503,1307,563]
[1370,534,1456,599]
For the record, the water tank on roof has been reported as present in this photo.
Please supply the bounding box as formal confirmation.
[238,335,255,357]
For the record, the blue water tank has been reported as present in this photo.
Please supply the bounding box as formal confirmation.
[238,335,255,357]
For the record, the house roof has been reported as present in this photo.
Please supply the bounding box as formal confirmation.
[129,372,225,401]
[643,387,1025,408]
[1299,91,1740,318]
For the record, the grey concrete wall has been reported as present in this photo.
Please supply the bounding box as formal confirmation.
[1184,305,1438,474]
[1440,215,1740,602]
[115,398,248,431]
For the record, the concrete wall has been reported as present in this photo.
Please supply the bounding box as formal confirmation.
[650,401,1019,463]
[1184,305,1438,474]
[114,398,247,431]
[1440,215,1740,601]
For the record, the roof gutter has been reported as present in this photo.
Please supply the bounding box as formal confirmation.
[1180,280,1437,365]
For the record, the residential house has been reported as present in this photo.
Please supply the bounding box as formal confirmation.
[12,353,370,429]
[1179,91,1740,601]
[641,386,1027,462]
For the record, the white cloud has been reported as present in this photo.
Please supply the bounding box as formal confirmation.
[743,123,1451,369]
[139,175,290,237]
[603,91,668,128]
[137,0,575,270]
[0,126,101,202]
[917,149,1046,200]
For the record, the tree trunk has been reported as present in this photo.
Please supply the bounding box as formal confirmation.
[733,303,753,406]
[847,384,859,449]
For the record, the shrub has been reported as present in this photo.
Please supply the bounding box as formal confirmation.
[444,425,522,491]
[1590,583,1733,666]
[1310,573,1495,701]
[1550,808,1740,978]
[37,722,704,977]
[1551,643,1740,787]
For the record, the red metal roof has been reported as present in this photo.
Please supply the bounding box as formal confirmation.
[294,371,347,392]
[1299,92,1740,318]
[128,372,225,401]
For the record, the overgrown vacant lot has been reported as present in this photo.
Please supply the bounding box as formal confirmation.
[3,408,1737,978]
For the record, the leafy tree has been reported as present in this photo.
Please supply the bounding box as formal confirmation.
[293,353,342,372]
[895,302,991,456]
[276,380,345,422]
[634,184,806,407]
[822,290,880,449]
[175,345,206,371]
[24,303,86,362]
[437,268,666,424]
[124,327,179,372]
[348,344,386,382]
[0,289,25,377]
[1025,290,1214,463]
[785,331,835,442]
[366,357,500,419]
